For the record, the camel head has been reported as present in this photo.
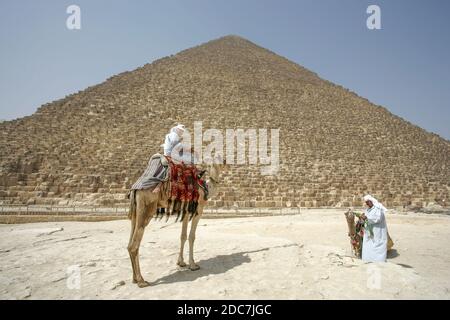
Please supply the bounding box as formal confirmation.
[203,154,227,183]
[344,208,355,223]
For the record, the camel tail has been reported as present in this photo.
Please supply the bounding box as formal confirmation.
[127,190,136,220]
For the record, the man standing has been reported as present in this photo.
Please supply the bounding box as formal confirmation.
[361,195,389,262]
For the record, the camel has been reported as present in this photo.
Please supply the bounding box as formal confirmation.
[127,157,225,288]
[344,209,362,257]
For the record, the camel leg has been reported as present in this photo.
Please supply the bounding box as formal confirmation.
[177,211,189,267]
[128,198,155,288]
[130,227,148,287]
[128,205,145,285]
[128,208,138,283]
[165,199,173,222]
[188,208,202,271]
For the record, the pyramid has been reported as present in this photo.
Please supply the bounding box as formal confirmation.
[0,35,449,208]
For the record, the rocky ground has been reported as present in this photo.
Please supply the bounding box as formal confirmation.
[0,209,449,299]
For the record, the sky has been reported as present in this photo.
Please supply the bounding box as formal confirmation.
[0,0,449,140]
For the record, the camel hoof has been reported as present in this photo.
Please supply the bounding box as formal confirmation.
[132,279,137,284]
[177,261,187,267]
[189,264,200,271]
[137,280,151,288]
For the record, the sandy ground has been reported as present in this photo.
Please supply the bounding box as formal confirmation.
[0,210,449,300]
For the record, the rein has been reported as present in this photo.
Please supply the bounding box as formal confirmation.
[208,174,219,184]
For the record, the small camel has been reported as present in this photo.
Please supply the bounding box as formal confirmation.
[344,209,362,257]
[127,158,225,288]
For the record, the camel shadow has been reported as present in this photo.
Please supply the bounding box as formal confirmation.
[149,244,298,286]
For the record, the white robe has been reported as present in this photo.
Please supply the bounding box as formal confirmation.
[362,205,388,262]
[163,132,195,164]
[163,132,180,157]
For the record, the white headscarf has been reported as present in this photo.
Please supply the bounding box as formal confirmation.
[171,124,185,136]
[160,124,186,150]
[363,194,388,212]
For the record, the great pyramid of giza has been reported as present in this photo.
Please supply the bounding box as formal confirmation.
[0,35,449,209]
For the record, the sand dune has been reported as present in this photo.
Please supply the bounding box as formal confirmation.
[0,210,449,299]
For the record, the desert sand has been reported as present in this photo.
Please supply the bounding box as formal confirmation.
[0,209,449,300]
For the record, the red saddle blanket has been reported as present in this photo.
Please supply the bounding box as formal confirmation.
[167,157,200,202]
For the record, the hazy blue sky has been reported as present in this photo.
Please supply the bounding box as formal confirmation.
[1,0,449,139]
